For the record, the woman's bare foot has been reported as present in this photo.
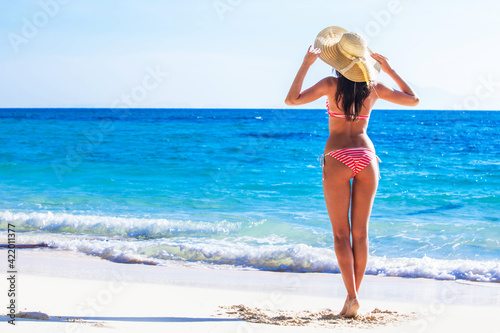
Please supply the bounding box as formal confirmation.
[339,296,349,316]
[343,297,359,318]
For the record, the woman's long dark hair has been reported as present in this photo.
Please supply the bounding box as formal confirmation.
[334,69,372,121]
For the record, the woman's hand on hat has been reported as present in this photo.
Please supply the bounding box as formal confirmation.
[303,45,321,66]
[370,53,393,73]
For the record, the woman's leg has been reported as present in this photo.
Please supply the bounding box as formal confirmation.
[350,161,379,292]
[322,156,357,302]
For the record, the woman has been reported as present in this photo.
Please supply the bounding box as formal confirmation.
[285,27,419,318]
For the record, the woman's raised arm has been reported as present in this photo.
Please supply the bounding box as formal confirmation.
[371,53,419,107]
[285,46,331,106]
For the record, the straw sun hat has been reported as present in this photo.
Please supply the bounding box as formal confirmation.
[313,26,381,83]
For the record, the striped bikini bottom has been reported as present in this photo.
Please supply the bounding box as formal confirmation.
[318,148,381,180]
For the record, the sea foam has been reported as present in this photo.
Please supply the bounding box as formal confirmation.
[4,220,498,283]
[0,210,241,238]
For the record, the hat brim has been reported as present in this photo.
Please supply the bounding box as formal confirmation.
[314,26,381,83]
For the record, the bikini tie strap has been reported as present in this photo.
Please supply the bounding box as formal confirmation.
[376,154,382,179]
[353,82,356,118]
[318,154,324,168]
[317,154,325,181]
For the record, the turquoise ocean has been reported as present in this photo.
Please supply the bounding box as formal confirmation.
[0,107,499,282]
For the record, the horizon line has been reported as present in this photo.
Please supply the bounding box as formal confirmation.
[0,107,498,112]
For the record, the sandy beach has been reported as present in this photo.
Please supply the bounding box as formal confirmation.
[1,249,499,332]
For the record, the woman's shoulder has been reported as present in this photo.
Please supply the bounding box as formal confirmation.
[320,76,337,90]
[370,81,395,99]
[371,80,391,92]
[325,76,337,85]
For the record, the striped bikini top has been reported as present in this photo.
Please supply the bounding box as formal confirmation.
[326,99,369,120]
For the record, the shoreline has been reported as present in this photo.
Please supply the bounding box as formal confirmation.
[1,249,499,332]
[8,248,500,306]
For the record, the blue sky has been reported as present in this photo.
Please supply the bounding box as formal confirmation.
[1,0,499,110]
